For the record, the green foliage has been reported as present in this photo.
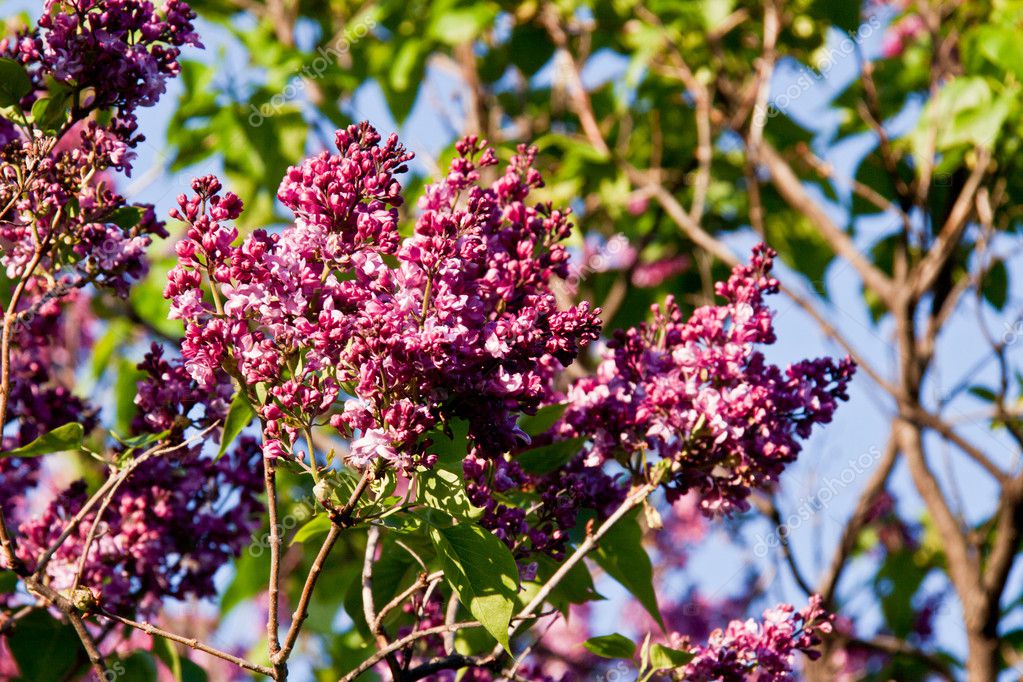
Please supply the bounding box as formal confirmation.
[514,436,586,475]
[0,57,30,107]
[5,610,85,680]
[650,643,695,669]
[583,633,636,659]
[1,422,84,458]
[592,509,663,629]
[217,390,255,459]
[429,520,520,650]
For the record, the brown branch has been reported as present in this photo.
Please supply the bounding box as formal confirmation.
[340,620,486,681]
[539,8,611,158]
[275,522,342,664]
[858,62,914,204]
[67,611,106,679]
[912,148,991,297]
[361,526,404,680]
[757,141,895,304]
[374,571,444,633]
[845,634,956,681]
[796,142,904,216]
[98,609,274,677]
[264,457,284,673]
[901,404,1007,483]
[498,482,657,655]
[0,243,48,572]
[896,419,985,627]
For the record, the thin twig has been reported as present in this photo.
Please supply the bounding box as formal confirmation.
[275,522,342,664]
[98,609,274,677]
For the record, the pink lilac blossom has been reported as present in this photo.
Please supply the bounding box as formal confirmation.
[882,13,926,59]
[462,450,624,558]
[561,245,855,515]
[0,131,167,296]
[165,125,602,478]
[34,0,202,117]
[631,254,691,288]
[672,596,833,681]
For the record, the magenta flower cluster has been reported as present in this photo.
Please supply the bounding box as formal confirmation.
[0,0,194,299]
[165,124,601,473]
[561,245,855,514]
[14,346,263,616]
[673,596,833,681]
[0,130,167,296]
[0,288,97,527]
[23,0,201,118]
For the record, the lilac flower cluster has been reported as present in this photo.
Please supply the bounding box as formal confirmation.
[15,348,262,616]
[0,0,198,300]
[0,126,167,296]
[164,124,601,474]
[15,0,201,120]
[561,245,855,514]
[671,596,833,681]
[0,288,97,526]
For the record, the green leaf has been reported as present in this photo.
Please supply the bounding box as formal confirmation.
[0,57,31,107]
[425,418,471,463]
[418,460,483,521]
[108,206,143,229]
[30,90,70,133]
[113,429,171,450]
[291,513,331,545]
[533,553,603,614]
[217,390,255,459]
[6,610,83,680]
[515,437,586,475]
[315,468,397,518]
[221,548,269,614]
[429,522,519,650]
[650,643,695,669]
[968,385,997,403]
[389,39,424,93]
[763,211,834,298]
[120,651,159,681]
[592,510,663,629]
[0,570,17,593]
[90,319,131,380]
[1,422,84,458]
[428,6,497,45]
[130,257,183,339]
[115,357,146,434]
[153,637,208,682]
[518,403,568,436]
[810,0,860,32]
[973,25,1023,80]
[344,531,427,637]
[583,633,636,659]
[982,259,1008,310]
